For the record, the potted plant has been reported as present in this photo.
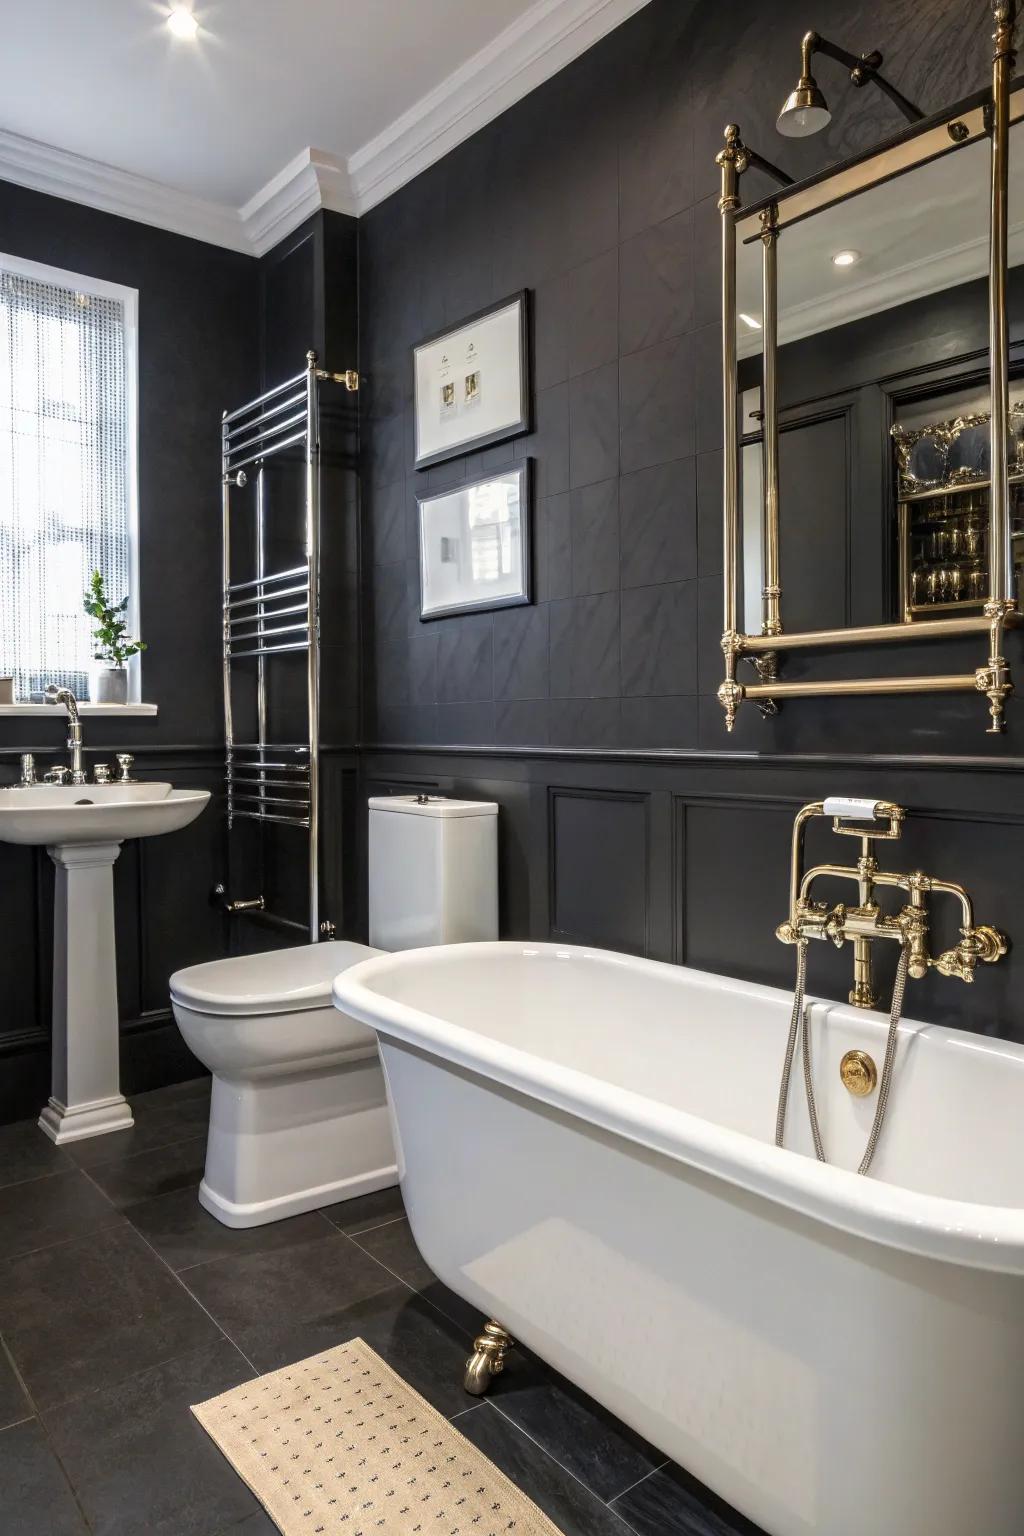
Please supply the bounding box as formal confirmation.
[83,570,146,705]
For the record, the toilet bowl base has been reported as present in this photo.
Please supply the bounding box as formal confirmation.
[200,1057,398,1229]
[198,1162,398,1229]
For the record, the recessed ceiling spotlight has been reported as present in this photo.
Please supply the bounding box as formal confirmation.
[166,5,199,40]
[832,249,860,268]
[739,313,762,330]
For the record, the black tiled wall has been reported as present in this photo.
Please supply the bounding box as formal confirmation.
[358,0,1000,754]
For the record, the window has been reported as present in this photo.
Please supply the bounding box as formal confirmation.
[0,253,138,701]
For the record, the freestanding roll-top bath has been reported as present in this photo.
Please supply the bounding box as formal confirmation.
[333,941,1024,1536]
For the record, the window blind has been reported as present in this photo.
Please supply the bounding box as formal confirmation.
[0,266,131,699]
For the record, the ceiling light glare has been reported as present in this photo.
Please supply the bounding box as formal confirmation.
[832,249,860,268]
[167,5,199,40]
[739,313,762,331]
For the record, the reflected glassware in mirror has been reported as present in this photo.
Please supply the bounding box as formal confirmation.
[947,419,990,480]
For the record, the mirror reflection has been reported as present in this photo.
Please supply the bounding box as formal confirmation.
[735,123,1024,638]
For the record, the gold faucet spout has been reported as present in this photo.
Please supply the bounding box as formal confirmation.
[780,800,1007,1007]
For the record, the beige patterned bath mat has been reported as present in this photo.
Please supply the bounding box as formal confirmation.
[192,1337,565,1535]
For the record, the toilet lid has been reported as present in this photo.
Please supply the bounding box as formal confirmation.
[169,940,380,1017]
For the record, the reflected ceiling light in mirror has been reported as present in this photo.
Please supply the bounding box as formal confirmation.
[832,250,860,268]
[166,5,199,40]
[739,313,763,330]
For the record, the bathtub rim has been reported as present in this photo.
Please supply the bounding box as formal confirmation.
[332,940,1024,1277]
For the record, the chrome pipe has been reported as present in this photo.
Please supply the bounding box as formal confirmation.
[222,369,308,425]
[231,793,312,809]
[229,641,311,659]
[225,429,308,476]
[229,621,310,645]
[228,565,308,595]
[305,351,321,943]
[230,809,311,829]
[223,390,305,440]
[228,599,308,622]
[226,776,311,791]
[226,408,308,461]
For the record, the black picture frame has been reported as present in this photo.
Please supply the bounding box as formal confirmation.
[412,291,531,470]
[417,461,532,620]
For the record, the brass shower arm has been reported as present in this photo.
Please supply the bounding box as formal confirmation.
[800,30,925,126]
[743,145,795,190]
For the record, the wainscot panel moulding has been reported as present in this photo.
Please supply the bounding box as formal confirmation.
[717,0,1021,735]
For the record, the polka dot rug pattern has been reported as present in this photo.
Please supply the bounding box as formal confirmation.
[192,1337,565,1535]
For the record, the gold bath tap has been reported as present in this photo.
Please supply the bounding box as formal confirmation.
[776,800,1007,1007]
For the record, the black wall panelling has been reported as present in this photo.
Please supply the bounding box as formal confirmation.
[357,0,998,757]
[0,182,264,1120]
[362,745,1024,1046]
[351,0,1024,1052]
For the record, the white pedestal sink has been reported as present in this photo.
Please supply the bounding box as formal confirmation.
[0,783,210,1143]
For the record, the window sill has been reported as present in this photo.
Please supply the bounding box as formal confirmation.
[0,703,158,718]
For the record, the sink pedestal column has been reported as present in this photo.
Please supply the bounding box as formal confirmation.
[38,841,134,1144]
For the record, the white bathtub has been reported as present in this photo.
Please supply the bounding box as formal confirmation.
[332,941,1024,1536]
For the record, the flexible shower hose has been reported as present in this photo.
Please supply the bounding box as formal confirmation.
[775,938,910,1177]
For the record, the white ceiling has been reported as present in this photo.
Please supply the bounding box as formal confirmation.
[0,0,650,253]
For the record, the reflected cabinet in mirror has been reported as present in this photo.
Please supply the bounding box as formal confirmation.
[718,0,1021,734]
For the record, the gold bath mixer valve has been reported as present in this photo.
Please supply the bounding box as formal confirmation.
[776,798,1008,1009]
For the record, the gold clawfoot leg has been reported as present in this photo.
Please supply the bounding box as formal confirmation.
[463,1320,513,1396]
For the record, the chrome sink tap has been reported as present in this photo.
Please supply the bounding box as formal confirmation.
[44,685,87,786]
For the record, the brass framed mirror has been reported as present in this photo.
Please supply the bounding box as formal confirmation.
[717,0,1020,734]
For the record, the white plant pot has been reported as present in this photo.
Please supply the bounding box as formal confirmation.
[89,664,128,705]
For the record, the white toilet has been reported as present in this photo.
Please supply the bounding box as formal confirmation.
[169,795,498,1227]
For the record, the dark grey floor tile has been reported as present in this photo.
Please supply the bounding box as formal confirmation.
[489,1352,664,1503]
[350,1217,481,1333]
[611,1461,767,1536]
[0,1120,74,1191]
[0,1225,221,1411]
[320,1182,406,1235]
[0,1167,123,1261]
[179,1228,395,1340]
[85,1136,208,1209]
[457,1402,634,1536]
[0,1418,89,1534]
[126,1185,330,1272]
[43,1340,259,1536]
[134,1078,212,1111]
[67,1086,210,1171]
[0,1345,30,1430]
[233,1283,473,1419]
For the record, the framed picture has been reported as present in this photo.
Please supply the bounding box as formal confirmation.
[418,463,531,620]
[413,292,530,469]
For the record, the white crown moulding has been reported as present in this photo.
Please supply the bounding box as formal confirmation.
[0,127,250,253]
[0,0,651,258]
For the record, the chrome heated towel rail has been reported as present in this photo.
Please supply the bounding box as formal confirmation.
[221,351,358,941]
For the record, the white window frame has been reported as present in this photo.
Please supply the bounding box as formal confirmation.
[0,249,141,702]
